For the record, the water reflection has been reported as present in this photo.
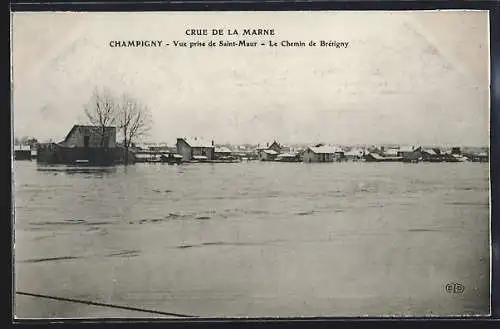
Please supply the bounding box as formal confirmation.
[36,164,117,176]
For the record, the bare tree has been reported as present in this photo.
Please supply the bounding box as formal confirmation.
[84,87,117,147]
[116,93,152,164]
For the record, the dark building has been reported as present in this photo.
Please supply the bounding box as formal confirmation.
[421,149,443,162]
[257,141,283,161]
[302,145,344,163]
[176,137,215,162]
[14,145,32,160]
[37,125,119,166]
[397,146,422,163]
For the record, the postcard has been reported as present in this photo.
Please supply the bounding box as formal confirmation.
[11,10,490,319]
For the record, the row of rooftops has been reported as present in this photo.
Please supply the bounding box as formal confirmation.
[16,124,488,156]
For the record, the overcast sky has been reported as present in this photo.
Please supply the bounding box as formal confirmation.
[11,10,490,146]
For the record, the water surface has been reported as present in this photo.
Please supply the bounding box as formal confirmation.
[13,161,490,318]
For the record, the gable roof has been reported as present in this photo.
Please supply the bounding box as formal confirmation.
[60,125,115,144]
[422,149,437,155]
[269,141,281,148]
[178,137,214,148]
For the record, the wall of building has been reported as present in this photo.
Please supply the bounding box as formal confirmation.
[398,150,421,161]
[192,147,214,160]
[258,150,278,161]
[176,139,192,162]
[303,150,335,162]
[36,144,119,165]
[64,126,116,148]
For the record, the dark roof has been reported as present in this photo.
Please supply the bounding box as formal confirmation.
[61,125,115,144]
[269,141,281,148]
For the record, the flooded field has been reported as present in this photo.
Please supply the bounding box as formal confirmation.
[13,161,490,318]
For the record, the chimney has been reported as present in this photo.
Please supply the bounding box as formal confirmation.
[211,140,214,146]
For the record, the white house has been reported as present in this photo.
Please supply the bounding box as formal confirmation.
[302,145,344,163]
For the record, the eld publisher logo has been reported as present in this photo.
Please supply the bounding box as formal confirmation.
[445,282,465,294]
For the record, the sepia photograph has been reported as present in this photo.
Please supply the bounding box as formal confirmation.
[11,10,491,319]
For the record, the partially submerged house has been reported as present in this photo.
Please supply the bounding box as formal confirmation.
[302,145,344,163]
[60,125,116,148]
[214,146,233,159]
[421,148,443,162]
[467,152,488,162]
[37,125,121,165]
[176,137,215,162]
[132,142,181,164]
[397,146,422,163]
[258,141,282,161]
[259,149,279,161]
[14,145,32,160]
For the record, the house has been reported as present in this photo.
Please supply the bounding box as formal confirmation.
[214,146,241,162]
[397,146,422,162]
[279,144,292,153]
[344,148,365,161]
[421,149,443,162]
[267,141,282,153]
[302,145,344,163]
[59,125,116,149]
[259,149,279,161]
[214,146,233,159]
[258,140,282,161]
[14,145,32,160]
[467,152,488,162]
[37,125,120,165]
[176,137,215,162]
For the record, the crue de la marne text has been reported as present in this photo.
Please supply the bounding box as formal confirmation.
[185,28,275,36]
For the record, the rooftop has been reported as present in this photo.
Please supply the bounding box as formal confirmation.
[179,137,214,148]
[308,145,343,154]
[14,145,31,151]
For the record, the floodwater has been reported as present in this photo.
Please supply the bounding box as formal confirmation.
[13,161,490,318]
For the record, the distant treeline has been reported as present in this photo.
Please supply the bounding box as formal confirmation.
[13,136,38,146]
